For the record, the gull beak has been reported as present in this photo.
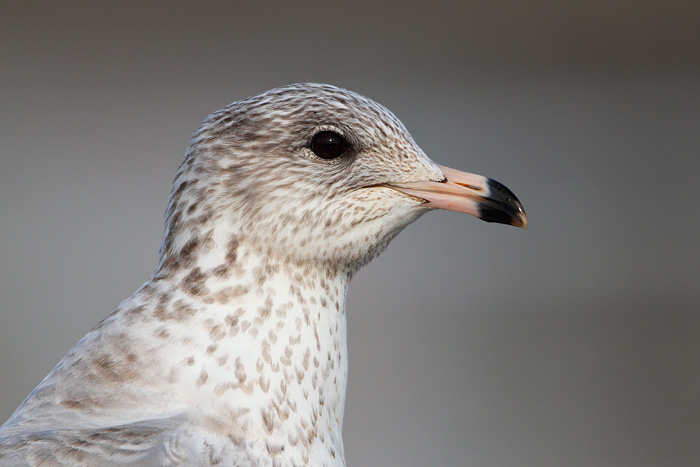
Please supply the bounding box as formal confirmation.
[387,165,528,228]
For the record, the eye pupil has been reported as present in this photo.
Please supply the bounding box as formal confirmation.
[311,131,346,159]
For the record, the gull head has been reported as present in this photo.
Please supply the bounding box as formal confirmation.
[159,83,526,272]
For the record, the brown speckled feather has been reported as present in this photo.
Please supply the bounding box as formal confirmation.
[0,83,526,466]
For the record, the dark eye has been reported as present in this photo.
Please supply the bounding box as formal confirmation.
[311,131,346,159]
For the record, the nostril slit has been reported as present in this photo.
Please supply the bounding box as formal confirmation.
[456,182,482,191]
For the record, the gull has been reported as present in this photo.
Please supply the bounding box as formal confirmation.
[0,83,526,466]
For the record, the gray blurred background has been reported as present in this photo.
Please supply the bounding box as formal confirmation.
[1,1,699,465]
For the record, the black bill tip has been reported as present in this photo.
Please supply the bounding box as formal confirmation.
[478,179,528,229]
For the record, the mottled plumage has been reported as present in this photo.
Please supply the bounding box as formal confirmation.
[0,83,526,466]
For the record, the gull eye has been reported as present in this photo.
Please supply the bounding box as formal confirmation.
[311,131,346,159]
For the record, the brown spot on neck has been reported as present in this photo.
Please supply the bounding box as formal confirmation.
[180,267,209,297]
[226,237,240,264]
